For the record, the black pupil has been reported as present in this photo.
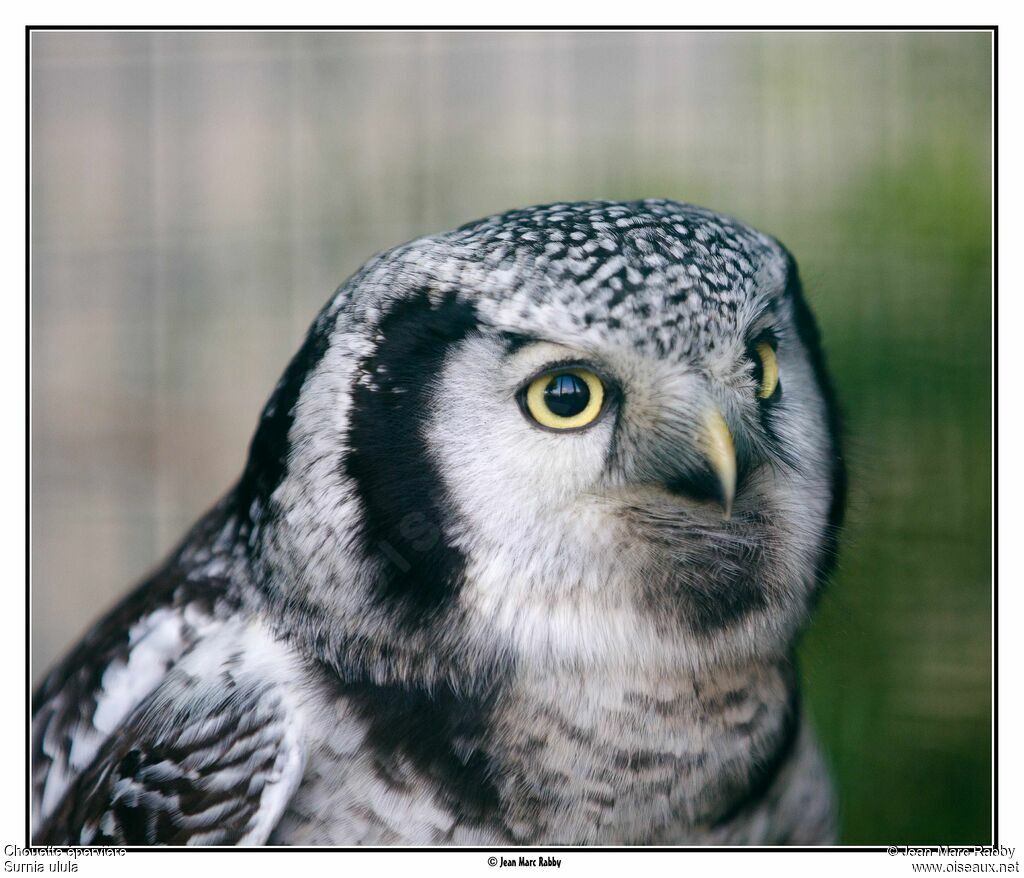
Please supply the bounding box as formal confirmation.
[544,373,591,418]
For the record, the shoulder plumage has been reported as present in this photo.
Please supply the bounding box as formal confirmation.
[34,614,307,846]
[32,500,254,835]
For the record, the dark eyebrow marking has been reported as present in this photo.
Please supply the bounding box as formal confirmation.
[497,332,536,356]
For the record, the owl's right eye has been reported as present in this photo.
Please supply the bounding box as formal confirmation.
[521,367,606,431]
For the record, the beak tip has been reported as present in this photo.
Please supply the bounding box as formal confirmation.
[719,484,735,519]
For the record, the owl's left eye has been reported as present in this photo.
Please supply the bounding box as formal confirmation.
[521,368,606,431]
[751,341,781,400]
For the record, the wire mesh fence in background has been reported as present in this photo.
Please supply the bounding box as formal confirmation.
[30,30,992,845]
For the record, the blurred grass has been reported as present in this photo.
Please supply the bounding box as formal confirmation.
[30,31,992,846]
[797,149,991,844]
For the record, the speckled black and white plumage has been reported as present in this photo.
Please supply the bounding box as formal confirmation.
[32,200,845,846]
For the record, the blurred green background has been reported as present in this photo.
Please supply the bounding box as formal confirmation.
[30,31,992,845]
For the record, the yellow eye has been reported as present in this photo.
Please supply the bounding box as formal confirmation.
[524,368,606,431]
[754,341,780,400]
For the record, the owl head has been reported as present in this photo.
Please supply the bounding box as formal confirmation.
[233,200,845,690]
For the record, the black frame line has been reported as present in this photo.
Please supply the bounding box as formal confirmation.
[23,22,999,855]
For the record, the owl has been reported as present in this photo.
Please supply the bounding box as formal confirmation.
[32,200,845,846]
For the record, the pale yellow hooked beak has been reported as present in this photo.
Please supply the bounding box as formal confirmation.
[700,408,737,518]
